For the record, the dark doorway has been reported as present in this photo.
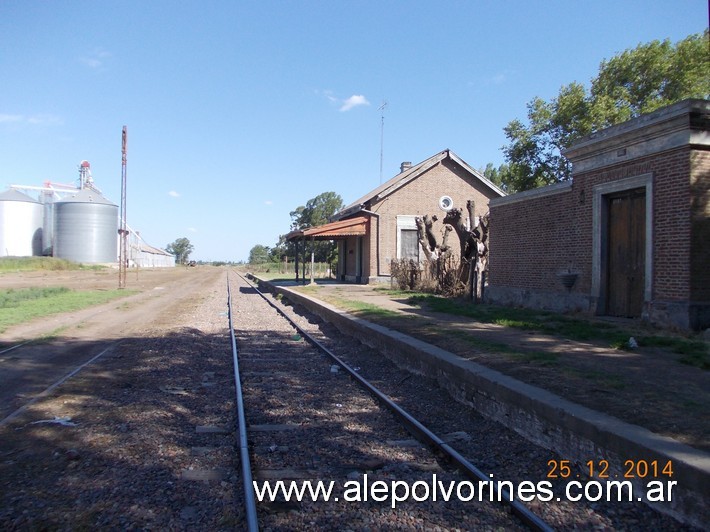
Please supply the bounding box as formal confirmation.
[606,187,646,317]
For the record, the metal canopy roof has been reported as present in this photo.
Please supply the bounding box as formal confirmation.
[286,216,369,241]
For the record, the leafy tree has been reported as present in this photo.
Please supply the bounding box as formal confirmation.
[166,237,194,265]
[289,191,344,230]
[248,244,270,264]
[498,31,709,192]
[167,238,194,264]
[481,163,511,192]
[288,191,344,263]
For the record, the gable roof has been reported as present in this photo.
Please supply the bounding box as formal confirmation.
[333,149,505,220]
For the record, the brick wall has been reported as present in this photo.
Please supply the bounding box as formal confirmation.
[488,184,580,293]
[488,144,707,329]
[690,149,710,302]
[366,159,496,277]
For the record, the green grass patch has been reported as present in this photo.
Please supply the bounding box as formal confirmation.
[443,328,514,353]
[0,286,133,332]
[564,368,627,389]
[403,294,709,368]
[0,256,106,272]
[333,299,401,320]
[510,351,560,366]
[0,286,70,306]
[408,295,612,341]
[295,285,403,320]
[677,350,710,370]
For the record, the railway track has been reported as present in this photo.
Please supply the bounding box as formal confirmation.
[230,273,687,530]
[230,273,550,530]
[0,268,685,529]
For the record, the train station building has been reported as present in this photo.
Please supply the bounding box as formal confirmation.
[287,149,505,283]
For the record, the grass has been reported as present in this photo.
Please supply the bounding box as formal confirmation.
[398,293,707,366]
[0,256,106,273]
[263,280,709,370]
[297,285,402,320]
[564,368,627,389]
[0,286,134,333]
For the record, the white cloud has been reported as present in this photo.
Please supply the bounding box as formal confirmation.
[187,227,197,233]
[168,190,180,197]
[319,90,338,104]
[340,94,370,112]
[80,48,111,70]
[27,114,63,125]
[477,70,513,86]
[318,90,370,112]
[264,200,273,206]
[0,114,23,123]
[0,113,63,126]
[489,73,507,85]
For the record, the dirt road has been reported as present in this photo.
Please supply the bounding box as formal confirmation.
[0,266,226,421]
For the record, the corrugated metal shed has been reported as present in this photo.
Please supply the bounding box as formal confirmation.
[130,241,175,268]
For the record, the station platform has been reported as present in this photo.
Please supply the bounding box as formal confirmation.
[254,276,709,527]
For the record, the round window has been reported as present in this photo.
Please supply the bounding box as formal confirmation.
[439,195,453,211]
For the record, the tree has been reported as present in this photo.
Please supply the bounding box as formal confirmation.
[289,191,344,230]
[289,191,344,264]
[166,237,194,265]
[408,200,490,299]
[248,244,270,264]
[481,162,511,193]
[498,31,709,192]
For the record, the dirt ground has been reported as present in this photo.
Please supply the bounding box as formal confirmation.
[0,266,225,421]
[0,267,238,529]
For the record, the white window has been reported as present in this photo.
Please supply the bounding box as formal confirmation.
[396,215,419,261]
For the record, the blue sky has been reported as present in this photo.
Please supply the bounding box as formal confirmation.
[1,1,706,262]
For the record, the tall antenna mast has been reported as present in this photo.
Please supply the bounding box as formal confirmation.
[118,126,128,289]
[378,100,387,183]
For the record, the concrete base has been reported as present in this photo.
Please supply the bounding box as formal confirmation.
[486,285,592,314]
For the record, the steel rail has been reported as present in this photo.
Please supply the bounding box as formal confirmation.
[227,277,259,532]
[237,273,552,532]
[0,340,32,356]
[0,341,121,428]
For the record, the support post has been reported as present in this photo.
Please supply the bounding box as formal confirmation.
[294,241,299,281]
[310,236,315,285]
[118,126,128,289]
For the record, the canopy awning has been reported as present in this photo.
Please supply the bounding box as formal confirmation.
[286,216,369,241]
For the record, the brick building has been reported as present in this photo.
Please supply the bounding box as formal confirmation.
[487,99,709,331]
[289,149,505,283]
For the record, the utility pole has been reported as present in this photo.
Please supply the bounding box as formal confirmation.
[118,126,128,289]
[378,100,387,184]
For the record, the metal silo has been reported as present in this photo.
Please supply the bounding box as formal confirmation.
[53,189,118,263]
[0,189,43,257]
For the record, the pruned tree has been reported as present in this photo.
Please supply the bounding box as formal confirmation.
[414,200,490,299]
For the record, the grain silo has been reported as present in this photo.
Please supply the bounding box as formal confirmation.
[53,189,118,263]
[0,189,43,257]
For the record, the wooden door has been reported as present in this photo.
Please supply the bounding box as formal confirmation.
[606,188,646,317]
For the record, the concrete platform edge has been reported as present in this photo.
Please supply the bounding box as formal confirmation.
[260,279,709,527]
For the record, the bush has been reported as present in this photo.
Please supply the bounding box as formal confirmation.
[391,255,467,296]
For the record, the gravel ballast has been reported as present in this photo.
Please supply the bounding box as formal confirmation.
[0,269,691,529]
